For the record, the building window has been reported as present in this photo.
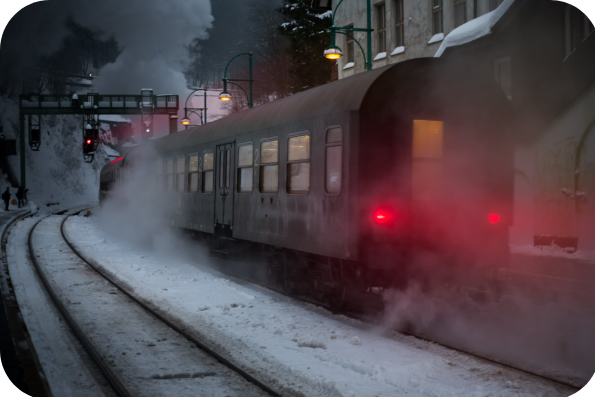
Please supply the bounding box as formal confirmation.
[287,134,310,194]
[376,3,386,53]
[395,0,404,47]
[238,143,253,193]
[489,0,504,11]
[565,5,593,56]
[325,127,342,195]
[188,153,199,193]
[260,139,278,193]
[346,24,355,64]
[433,0,443,35]
[164,157,173,192]
[202,151,213,193]
[176,155,186,192]
[454,0,467,27]
[494,56,512,100]
[583,15,596,38]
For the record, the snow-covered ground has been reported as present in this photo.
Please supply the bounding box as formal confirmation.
[54,212,576,396]
[26,215,266,396]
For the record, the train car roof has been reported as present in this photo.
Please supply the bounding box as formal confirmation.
[100,156,123,176]
[132,57,508,156]
[145,61,397,154]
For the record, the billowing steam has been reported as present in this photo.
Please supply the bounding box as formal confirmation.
[4,0,213,136]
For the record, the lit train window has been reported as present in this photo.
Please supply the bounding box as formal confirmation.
[188,153,199,193]
[164,157,173,192]
[325,127,342,195]
[412,120,443,201]
[176,155,185,192]
[238,143,253,193]
[260,139,278,193]
[202,151,214,193]
[287,134,310,194]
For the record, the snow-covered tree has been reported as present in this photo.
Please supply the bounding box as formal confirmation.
[278,0,333,93]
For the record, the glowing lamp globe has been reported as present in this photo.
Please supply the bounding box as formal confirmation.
[219,92,232,102]
[324,45,343,60]
[181,118,191,126]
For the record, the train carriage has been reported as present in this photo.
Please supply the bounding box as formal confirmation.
[101,57,514,307]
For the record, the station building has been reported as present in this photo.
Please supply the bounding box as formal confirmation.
[328,0,506,79]
[321,0,594,252]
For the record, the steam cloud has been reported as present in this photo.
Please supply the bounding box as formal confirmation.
[4,0,213,135]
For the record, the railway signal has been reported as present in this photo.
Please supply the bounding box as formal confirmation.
[83,123,99,162]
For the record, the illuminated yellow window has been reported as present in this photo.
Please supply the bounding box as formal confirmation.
[412,120,444,201]
[413,120,443,159]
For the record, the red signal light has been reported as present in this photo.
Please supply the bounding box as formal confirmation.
[86,139,92,144]
[489,213,500,224]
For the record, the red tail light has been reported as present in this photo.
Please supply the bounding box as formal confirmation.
[373,210,390,224]
[489,213,500,224]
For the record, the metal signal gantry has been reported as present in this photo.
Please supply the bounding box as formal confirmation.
[18,90,179,187]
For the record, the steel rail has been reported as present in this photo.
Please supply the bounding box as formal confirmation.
[60,214,282,397]
[28,210,130,397]
[0,210,52,396]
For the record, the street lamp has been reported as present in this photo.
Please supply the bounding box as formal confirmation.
[182,87,208,129]
[324,45,343,59]
[219,91,233,102]
[221,52,253,108]
[324,0,373,70]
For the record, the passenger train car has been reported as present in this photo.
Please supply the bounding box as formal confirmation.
[100,58,514,308]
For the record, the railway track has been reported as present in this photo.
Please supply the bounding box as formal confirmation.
[25,210,279,397]
[58,211,583,395]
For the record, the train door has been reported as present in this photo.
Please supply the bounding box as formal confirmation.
[215,143,235,228]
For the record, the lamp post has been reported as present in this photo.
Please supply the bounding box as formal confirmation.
[219,52,253,108]
[182,87,208,129]
[324,0,373,71]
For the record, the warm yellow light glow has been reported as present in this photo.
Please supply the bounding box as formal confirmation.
[219,94,232,102]
[181,118,191,125]
[325,53,342,60]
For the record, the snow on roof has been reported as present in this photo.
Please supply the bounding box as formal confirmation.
[435,0,515,57]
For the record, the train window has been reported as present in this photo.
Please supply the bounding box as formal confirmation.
[188,153,199,193]
[287,134,310,194]
[260,140,278,193]
[226,149,231,189]
[219,150,224,189]
[202,151,214,193]
[412,120,444,201]
[238,143,253,193]
[165,157,173,192]
[325,127,342,194]
[176,155,185,192]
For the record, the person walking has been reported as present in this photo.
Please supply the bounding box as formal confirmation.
[2,187,10,211]
[16,187,24,208]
